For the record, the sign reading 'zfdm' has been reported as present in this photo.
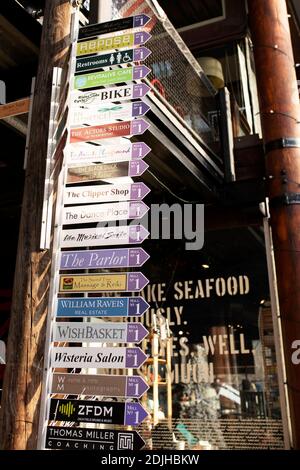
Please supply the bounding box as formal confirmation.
[49,398,148,426]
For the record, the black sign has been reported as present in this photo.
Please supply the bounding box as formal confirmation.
[76,49,134,73]
[78,14,150,40]
[46,426,145,450]
[49,398,148,426]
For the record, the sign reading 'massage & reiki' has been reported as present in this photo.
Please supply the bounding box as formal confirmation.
[59,272,149,293]
[66,161,149,183]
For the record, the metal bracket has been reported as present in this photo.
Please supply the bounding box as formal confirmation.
[270,192,300,207]
[265,137,300,154]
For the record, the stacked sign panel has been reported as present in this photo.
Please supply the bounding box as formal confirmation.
[39,13,152,451]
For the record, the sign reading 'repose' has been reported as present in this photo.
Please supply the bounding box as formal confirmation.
[76,31,151,56]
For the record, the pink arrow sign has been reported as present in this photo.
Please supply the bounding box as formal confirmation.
[67,141,151,165]
[70,119,150,143]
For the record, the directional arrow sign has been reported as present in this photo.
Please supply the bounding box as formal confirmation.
[76,47,152,73]
[74,65,150,90]
[67,141,151,165]
[77,31,151,57]
[60,224,149,248]
[51,373,149,398]
[49,398,148,426]
[63,182,150,204]
[56,296,149,318]
[53,322,148,344]
[67,161,149,183]
[60,247,150,269]
[46,426,145,450]
[51,346,148,368]
[70,119,150,143]
[59,272,149,293]
[71,83,151,107]
[62,201,149,225]
[70,101,150,126]
[78,14,150,39]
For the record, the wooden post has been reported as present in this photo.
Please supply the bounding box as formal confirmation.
[0,0,72,450]
[249,0,300,449]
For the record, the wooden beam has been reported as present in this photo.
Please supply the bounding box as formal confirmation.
[0,0,72,450]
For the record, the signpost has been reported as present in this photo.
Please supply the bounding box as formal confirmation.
[46,426,145,450]
[38,11,152,451]
[51,346,148,368]
[76,31,151,56]
[60,247,150,269]
[56,296,150,318]
[49,398,148,425]
[60,225,149,248]
[66,161,149,183]
[71,83,151,106]
[70,119,150,143]
[70,101,150,126]
[74,65,150,89]
[58,272,149,293]
[67,141,151,164]
[78,14,150,39]
[53,321,148,343]
[51,373,149,397]
[76,47,151,73]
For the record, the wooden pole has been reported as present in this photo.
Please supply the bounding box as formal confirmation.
[0,0,72,450]
[248,0,300,449]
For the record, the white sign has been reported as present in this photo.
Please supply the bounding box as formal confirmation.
[53,322,146,343]
[62,201,148,225]
[60,225,148,248]
[66,141,148,165]
[70,102,133,126]
[71,83,150,107]
[64,183,131,204]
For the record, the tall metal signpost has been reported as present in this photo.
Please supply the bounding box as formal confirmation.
[37,13,152,451]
